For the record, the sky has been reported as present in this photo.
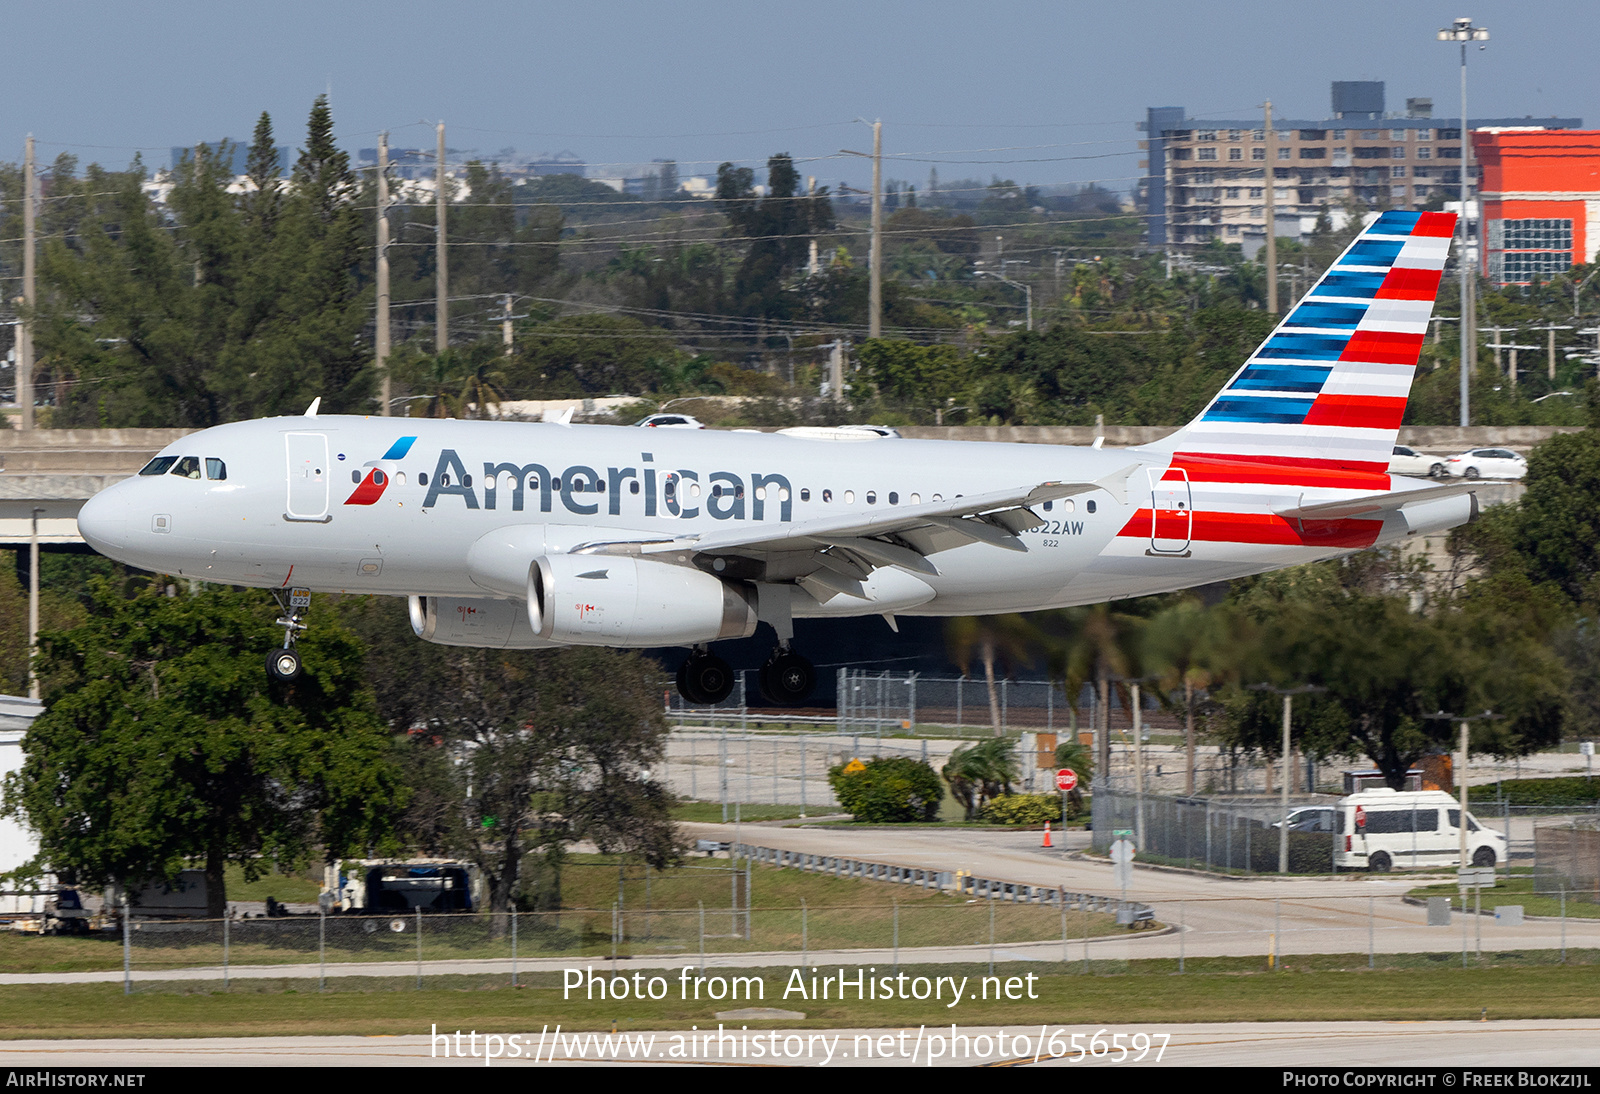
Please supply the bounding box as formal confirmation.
[7,1,1599,195]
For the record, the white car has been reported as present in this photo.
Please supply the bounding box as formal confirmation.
[634,413,705,429]
[1445,447,1527,480]
[1388,445,1448,479]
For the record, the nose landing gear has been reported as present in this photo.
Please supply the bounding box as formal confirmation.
[266,587,311,681]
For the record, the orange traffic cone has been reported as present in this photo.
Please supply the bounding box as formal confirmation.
[1042,821,1053,848]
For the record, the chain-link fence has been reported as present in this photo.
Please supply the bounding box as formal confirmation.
[1535,817,1600,902]
[1090,788,1339,874]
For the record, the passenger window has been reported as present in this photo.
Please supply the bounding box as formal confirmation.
[822,490,832,502]
[206,458,227,481]
[866,491,876,505]
[1086,500,1097,513]
[418,473,428,486]
[140,456,178,476]
[170,456,203,480]
[888,492,898,505]
[801,488,811,502]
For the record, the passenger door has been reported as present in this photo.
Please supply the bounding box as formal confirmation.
[285,433,331,522]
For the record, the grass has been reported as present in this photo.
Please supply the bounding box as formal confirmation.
[6,957,1600,1039]
[0,857,1118,975]
[1406,875,1600,919]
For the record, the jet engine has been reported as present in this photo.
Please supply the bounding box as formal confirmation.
[408,595,559,649]
[527,554,757,647]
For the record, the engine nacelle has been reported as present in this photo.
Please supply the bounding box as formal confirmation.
[528,554,757,647]
[408,595,560,649]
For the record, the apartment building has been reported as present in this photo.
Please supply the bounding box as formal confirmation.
[1140,82,1579,252]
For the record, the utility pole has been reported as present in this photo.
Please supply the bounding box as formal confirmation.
[828,339,846,402]
[19,134,36,431]
[28,507,41,700]
[869,120,882,339]
[1251,683,1325,873]
[502,293,514,355]
[807,176,820,277]
[1263,103,1278,315]
[436,121,448,355]
[376,132,392,415]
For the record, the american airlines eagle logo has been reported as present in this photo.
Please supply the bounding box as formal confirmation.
[344,436,417,505]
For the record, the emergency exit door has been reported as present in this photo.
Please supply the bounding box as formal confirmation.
[1147,466,1191,554]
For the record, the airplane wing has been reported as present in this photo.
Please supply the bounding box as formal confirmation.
[567,464,1140,598]
[1274,479,1479,521]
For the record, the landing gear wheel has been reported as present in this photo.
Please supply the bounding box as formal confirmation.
[1367,851,1392,873]
[759,651,816,705]
[678,652,734,705]
[265,587,311,683]
[267,647,302,681]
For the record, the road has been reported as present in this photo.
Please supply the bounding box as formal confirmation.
[685,820,1600,962]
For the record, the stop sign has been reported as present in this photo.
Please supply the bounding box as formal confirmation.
[1055,768,1079,792]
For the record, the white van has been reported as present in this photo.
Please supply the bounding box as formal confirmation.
[1335,788,1507,871]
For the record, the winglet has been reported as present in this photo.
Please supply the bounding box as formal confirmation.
[304,397,321,417]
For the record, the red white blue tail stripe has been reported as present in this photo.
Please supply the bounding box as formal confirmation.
[1158,209,1455,470]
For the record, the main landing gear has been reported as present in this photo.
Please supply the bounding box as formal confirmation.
[266,587,311,681]
[674,646,817,706]
[758,646,816,705]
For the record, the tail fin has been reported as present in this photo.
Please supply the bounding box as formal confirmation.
[1152,209,1457,471]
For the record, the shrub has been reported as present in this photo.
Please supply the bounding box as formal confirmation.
[828,756,943,822]
[980,793,1062,825]
[1468,777,1600,808]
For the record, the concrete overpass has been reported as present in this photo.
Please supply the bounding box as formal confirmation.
[0,425,1545,546]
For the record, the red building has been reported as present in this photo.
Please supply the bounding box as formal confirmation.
[1474,128,1600,285]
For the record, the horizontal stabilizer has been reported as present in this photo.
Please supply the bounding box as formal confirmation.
[1274,479,1478,521]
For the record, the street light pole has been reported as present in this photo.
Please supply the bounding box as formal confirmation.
[1438,17,1489,427]
[1252,683,1325,873]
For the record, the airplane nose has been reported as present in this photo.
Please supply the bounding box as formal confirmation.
[77,487,130,557]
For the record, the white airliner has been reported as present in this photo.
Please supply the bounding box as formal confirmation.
[76,210,1476,704]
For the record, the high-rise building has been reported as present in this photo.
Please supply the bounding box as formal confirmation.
[1139,82,1580,251]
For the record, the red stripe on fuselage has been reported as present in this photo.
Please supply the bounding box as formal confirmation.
[1168,453,1392,491]
[1375,267,1443,301]
[1117,508,1382,549]
[1302,394,1408,431]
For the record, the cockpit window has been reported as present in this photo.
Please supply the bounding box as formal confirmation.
[139,456,178,476]
[206,458,227,481]
[170,456,203,480]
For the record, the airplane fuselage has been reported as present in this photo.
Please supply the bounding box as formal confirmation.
[77,414,1439,626]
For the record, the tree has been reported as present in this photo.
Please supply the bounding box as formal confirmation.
[1143,596,1238,794]
[944,613,1042,734]
[717,154,833,320]
[3,580,402,915]
[1218,562,1566,789]
[942,737,1018,819]
[332,596,676,931]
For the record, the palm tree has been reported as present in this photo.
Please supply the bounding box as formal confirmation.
[1048,603,1143,786]
[460,355,510,420]
[942,737,1018,818]
[1144,598,1240,794]
[945,614,1042,735]
[411,351,465,419]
